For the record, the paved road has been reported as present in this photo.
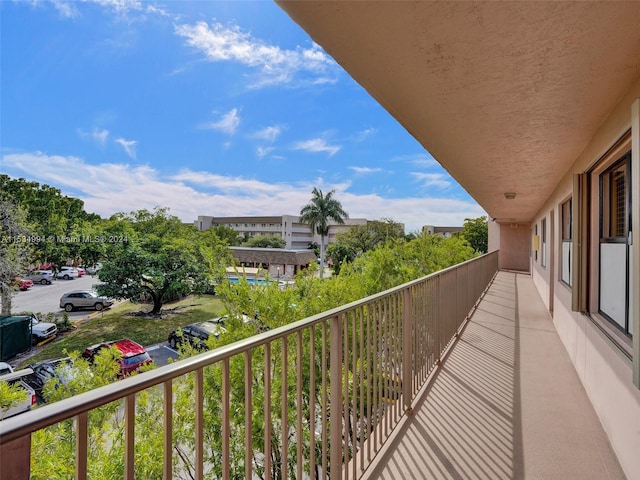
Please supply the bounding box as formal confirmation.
[11,275,101,319]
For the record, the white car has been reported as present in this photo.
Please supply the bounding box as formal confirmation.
[56,267,79,280]
[28,314,58,343]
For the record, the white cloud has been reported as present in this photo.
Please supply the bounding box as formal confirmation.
[50,0,79,18]
[411,172,451,189]
[349,166,383,175]
[292,138,341,157]
[115,137,137,159]
[202,108,241,135]
[78,127,110,146]
[401,153,439,168]
[355,128,377,142]
[175,21,337,88]
[93,128,109,146]
[2,152,482,232]
[253,125,281,143]
[256,147,274,159]
[85,0,143,15]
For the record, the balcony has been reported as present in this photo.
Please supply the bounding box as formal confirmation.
[0,252,625,479]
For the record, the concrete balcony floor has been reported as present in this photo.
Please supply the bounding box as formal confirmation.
[365,271,626,480]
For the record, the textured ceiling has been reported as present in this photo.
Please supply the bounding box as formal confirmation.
[277,1,640,223]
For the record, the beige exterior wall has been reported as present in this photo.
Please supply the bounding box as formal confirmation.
[489,221,531,272]
[526,77,640,479]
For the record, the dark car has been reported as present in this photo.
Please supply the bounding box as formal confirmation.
[24,357,75,401]
[168,320,227,351]
[82,339,152,377]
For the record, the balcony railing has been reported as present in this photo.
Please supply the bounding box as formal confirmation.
[0,252,498,480]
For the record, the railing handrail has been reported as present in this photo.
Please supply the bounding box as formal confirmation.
[0,251,498,445]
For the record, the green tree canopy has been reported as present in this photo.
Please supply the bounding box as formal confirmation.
[326,218,405,273]
[243,234,286,248]
[96,208,231,314]
[0,200,32,315]
[461,216,488,253]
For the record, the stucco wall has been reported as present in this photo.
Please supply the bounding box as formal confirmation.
[527,77,640,479]
[493,223,531,272]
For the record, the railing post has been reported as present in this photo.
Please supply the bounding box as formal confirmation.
[330,315,343,480]
[0,433,30,480]
[402,287,413,414]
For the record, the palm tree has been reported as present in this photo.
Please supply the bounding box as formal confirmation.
[299,188,348,278]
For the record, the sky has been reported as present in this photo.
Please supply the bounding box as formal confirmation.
[1,0,484,233]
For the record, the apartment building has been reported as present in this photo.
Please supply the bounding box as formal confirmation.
[421,225,463,238]
[194,214,367,250]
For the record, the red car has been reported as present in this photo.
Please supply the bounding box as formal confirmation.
[82,339,152,377]
[14,277,34,291]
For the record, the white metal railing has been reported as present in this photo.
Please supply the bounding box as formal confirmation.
[0,252,498,480]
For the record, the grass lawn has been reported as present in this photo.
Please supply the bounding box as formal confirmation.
[19,295,225,368]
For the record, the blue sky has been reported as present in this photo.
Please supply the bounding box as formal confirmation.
[1,0,483,233]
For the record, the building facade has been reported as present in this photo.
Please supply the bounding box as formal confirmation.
[194,215,367,250]
[421,225,463,238]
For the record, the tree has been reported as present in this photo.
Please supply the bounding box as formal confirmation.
[461,216,488,253]
[326,218,405,273]
[0,175,103,269]
[95,208,228,315]
[0,200,32,315]
[208,224,241,245]
[299,188,348,278]
[244,235,286,248]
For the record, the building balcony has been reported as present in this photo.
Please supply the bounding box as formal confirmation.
[0,252,626,479]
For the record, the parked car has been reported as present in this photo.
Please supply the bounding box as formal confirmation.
[168,320,227,350]
[0,365,37,420]
[13,276,33,291]
[24,357,75,401]
[29,313,58,344]
[56,267,79,280]
[27,270,54,285]
[82,339,152,377]
[85,263,102,275]
[0,362,13,376]
[76,267,86,277]
[0,312,57,345]
[59,290,114,312]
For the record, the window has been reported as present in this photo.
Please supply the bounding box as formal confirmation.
[598,154,631,336]
[534,224,538,262]
[561,198,572,286]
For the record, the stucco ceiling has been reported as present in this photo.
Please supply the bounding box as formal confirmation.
[277,1,640,224]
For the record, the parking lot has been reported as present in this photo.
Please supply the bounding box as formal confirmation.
[9,276,183,368]
[11,274,101,319]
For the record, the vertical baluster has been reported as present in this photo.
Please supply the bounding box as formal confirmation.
[282,336,288,480]
[195,368,204,480]
[265,344,272,480]
[309,326,316,480]
[75,412,88,480]
[296,331,303,480]
[322,322,328,479]
[222,358,230,480]
[245,351,253,480]
[330,315,343,480]
[164,380,173,480]
[125,395,135,480]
